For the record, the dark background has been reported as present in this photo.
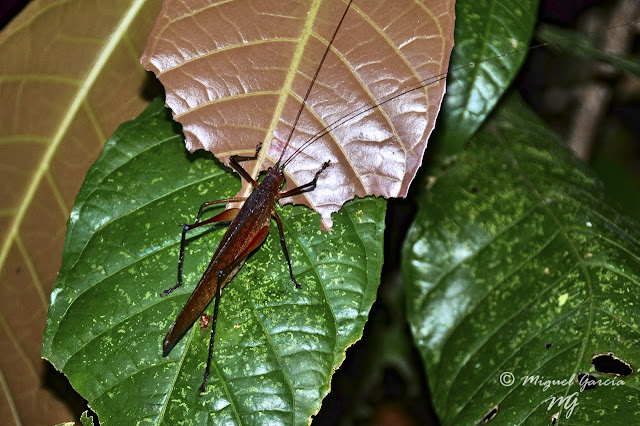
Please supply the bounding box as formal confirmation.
[0,0,29,30]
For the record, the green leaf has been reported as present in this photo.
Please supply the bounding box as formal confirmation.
[435,0,540,155]
[403,94,640,424]
[42,99,386,424]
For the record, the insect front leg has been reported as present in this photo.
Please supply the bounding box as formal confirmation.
[229,144,262,187]
[271,161,330,290]
[162,198,245,296]
[277,160,330,199]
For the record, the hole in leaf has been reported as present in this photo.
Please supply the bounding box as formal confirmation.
[591,352,633,376]
[551,411,559,425]
[481,405,498,423]
[545,342,552,349]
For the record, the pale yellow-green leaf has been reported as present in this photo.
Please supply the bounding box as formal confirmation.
[0,1,163,423]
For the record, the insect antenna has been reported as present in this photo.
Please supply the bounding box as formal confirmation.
[281,42,549,168]
[281,17,640,167]
[276,0,355,169]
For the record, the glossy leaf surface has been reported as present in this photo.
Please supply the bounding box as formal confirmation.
[141,0,456,229]
[42,99,386,424]
[435,0,540,154]
[403,95,640,424]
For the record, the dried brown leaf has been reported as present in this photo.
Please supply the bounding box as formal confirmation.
[142,0,455,229]
[0,0,164,424]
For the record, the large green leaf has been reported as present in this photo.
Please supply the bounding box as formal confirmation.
[403,94,639,424]
[435,0,540,155]
[42,99,386,424]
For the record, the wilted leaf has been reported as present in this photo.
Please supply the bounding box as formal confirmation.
[141,0,456,229]
[0,0,163,423]
[403,94,640,424]
[42,99,386,424]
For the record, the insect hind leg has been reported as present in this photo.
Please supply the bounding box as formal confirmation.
[162,199,244,296]
[199,270,224,394]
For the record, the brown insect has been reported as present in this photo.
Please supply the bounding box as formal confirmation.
[161,0,354,393]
